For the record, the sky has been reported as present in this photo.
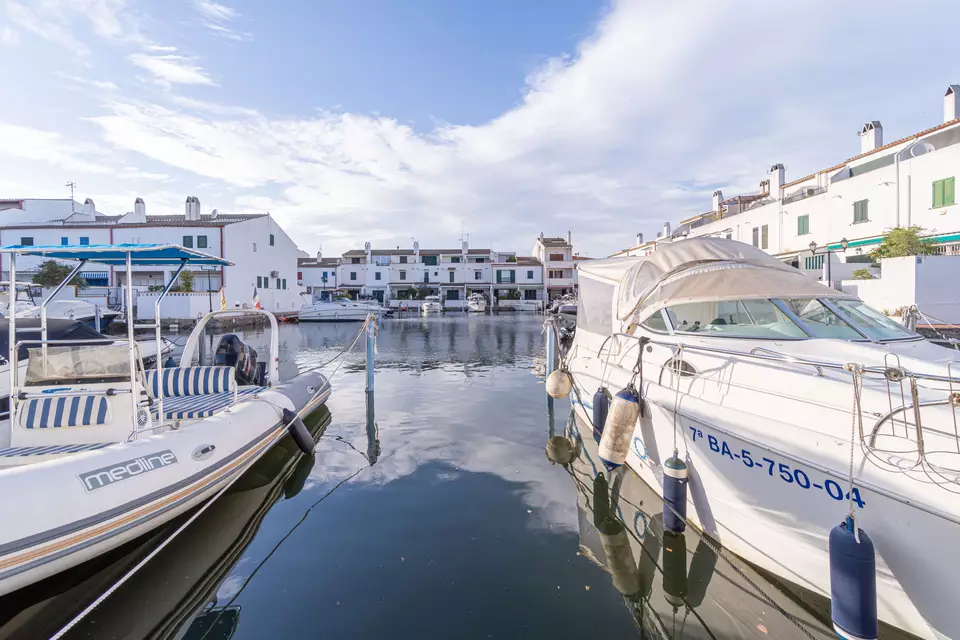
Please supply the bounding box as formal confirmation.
[1,0,959,258]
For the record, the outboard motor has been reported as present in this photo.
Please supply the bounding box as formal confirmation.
[215,334,264,386]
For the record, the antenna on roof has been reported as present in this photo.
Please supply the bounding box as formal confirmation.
[65,181,76,212]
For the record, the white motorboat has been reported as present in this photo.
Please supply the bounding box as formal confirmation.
[299,289,381,322]
[0,243,331,598]
[565,237,958,640]
[550,293,577,316]
[466,293,487,313]
[0,284,120,333]
[421,295,442,314]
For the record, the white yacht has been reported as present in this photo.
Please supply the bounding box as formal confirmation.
[566,237,958,640]
[466,293,487,313]
[421,295,442,314]
[0,243,331,598]
[299,289,381,322]
[0,284,119,333]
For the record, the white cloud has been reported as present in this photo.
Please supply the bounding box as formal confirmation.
[0,124,112,175]
[58,73,119,92]
[128,54,215,86]
[193,0,238,22]
[0,26,19,45]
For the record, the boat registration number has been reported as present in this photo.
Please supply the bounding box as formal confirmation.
[688,426,866,509]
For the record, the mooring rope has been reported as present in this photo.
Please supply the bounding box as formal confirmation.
[844,363,865,542]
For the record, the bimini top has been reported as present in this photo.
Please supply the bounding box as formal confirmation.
[0,243,232,267]
[579,237,844,323]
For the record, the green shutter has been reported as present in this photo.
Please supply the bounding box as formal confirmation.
[945,177,955,206]
[934,180,944,208]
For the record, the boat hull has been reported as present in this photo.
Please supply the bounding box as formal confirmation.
[0,371,330,597]
[299,307,375,322]
[568,365,953,640]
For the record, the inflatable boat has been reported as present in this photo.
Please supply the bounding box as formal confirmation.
[0,243,331,598]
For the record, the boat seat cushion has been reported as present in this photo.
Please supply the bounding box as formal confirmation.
[146,366,236,398]
[152,386,265,421]
[18,395,112,429]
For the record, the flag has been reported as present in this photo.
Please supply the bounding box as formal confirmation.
[220,287,227,311]
[252,286,261,310]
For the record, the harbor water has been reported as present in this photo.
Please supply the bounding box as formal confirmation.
[0,314,910,639]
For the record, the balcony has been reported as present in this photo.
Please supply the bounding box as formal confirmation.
[545,259,573,269]
[546,277,573,287]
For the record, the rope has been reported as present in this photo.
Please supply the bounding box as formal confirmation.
[671,345,684,455]
[51,316,375,639]
[844,363,865,542]
[914,307,960,351]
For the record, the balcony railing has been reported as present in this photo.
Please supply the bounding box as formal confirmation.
[782,186,826,206]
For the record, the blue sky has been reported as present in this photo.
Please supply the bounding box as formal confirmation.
[1,0,959,257]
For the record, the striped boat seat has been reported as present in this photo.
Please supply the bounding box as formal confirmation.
[18,395,112,429]
[151,386,265,421]
[145,366,236,398]
[0,442,114,457]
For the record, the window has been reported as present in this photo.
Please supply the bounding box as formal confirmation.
[797,215,810,236]
[473,257,486,263]
[549,253,564,261]
[725,233,732,240]
[20,237,33,246]
[375,272,382,281]
[197,235,208,249]
[933,177,955,208]
[447,290,460,301]
[527,270,534,279]
[276,278,281,289]
[350,272,357,281]
[781,299,860,339]
[79,237,89,246]
[253,243,257,252]
[257,276,262,288]
[449,271,455,283]
[262,276,269,288]
[182,235,193,248]
[451,256,461,263]
[351,257,361,264]
[752,227,759,247]
[60,236,68,245]
[804,255,825,270]
[665,299,806,339]
[297,271,303,280]
[496,270,515,284]
[643,310,669,333]
[399,270,406,280]
[422,255,438,266]
[853,199,869,223]
[524,289,538,300]
[269,234,275,246]
[424,272,429,283]
[761,224,769,249]
[399,256,407,264]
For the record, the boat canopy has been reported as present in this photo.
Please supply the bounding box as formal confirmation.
[577,238,846,332]
[0,243,232,266]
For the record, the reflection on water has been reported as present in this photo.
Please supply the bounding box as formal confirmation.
[0,315,874,638]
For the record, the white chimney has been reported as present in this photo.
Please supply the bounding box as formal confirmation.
[316,249,322,260]
[364,241,372,262]
[567,230,572,245]
[662,221,671,238]
[461,239,468,256]
[768,164,785,201]
[635,232,644,246]
[83,198,96,216]
[945,86,960,123]
[184,196,201,221]
[134,197,145,217]
[413,240,420,261]
[712,190,723,212]
[858,121,883,154]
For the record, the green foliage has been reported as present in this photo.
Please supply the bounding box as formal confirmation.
[178,270,195,292]
[147,285,165,292]
[32,260,88,289]
[505,256,518,263]
[852,268,874,280]
[870,226,938,261]
[416,288,430,300]
[500,289,521,300]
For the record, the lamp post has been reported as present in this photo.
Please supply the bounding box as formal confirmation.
[200,265,218,313]
[809,237,849,288]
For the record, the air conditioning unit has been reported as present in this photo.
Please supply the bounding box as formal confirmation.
[804,188,816,197]
[270,270,279,278]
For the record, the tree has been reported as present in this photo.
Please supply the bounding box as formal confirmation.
[32,260,88,289]
[852,268,874,280]
[178,270,195,292]
[870,226,938,261]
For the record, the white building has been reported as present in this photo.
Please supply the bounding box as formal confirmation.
[0,196,304,314]
[619,85,960,281]
[532,232,575,301]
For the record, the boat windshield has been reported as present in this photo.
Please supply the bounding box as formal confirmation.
[658,297,918,342]
[25,344,133,385]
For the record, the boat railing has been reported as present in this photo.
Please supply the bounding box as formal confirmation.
[612,332,960,492]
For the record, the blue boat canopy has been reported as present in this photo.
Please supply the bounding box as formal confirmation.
[0,243,232,266]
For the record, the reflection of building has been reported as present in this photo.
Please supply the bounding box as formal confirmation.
[0,196,304,312]
[532,232,575,301]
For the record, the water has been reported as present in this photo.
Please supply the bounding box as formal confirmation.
[0,314,882,638]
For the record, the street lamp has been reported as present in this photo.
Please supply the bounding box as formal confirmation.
[808,238,849,287]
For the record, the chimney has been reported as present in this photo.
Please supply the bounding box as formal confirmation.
[83,198,96,216]
[316,249,322,260]
[461,239,468,256]
[184,196,201,221]
[413,240,420,261]
[759,179,770,195]
[364,241,372,262]
[945,86,960,123]
[712,190,723,212]
[858,121,883,154]
[567,230,572,245]
[768,164,785,201]
[134,197,145,217]
[662,221,671,238]
[635,232,643,246]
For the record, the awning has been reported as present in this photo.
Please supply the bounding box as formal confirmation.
[0,243,232,266]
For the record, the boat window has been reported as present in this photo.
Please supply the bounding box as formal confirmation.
[642,310,669,333]
[25,344,134,385]
[779,299,861,339]
[664,299,806,339]
[830,299,918,341]
[576,278,614,334]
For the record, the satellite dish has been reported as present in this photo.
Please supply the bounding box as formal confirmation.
[910,142,935,158]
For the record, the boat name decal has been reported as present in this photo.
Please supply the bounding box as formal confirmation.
[78,450,178,492]
[688,426,866,509]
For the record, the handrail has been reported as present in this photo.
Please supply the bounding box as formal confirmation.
[749,346,824,376]
[613,332,959,384]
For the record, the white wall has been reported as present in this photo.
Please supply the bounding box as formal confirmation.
[137,292,216,320]
[223,216,304,312]
[840,255,960,323]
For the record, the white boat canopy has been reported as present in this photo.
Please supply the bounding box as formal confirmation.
[578,238,846,330]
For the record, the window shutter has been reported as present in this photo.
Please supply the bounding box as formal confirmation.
[934,181,943,208]
[946,177,956,206]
